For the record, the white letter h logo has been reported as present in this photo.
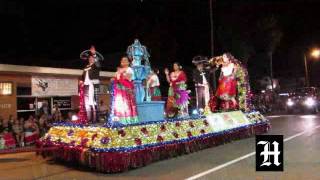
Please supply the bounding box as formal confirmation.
[258,141,281,167]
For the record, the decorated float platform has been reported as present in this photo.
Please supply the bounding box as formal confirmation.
[36,110,270,173]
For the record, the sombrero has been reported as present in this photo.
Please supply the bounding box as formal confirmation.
[80,46,104,61]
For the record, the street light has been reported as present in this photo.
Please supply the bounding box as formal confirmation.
[311,49,320,58]
[304,48,320,87]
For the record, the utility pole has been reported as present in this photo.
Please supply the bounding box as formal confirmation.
[209,0,214,56]
[269,51,274,90]
[304,53,309,87]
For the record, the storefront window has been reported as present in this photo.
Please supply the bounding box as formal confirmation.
[100,84,111,95]
[0,82,13,95]
[17,86,31,96]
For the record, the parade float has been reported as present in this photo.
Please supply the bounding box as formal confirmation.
[36,40,270,173]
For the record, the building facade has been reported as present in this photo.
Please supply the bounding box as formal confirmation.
[0,64,114,119]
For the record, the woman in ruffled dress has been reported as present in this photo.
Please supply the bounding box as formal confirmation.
[216,53,238,110]
[164,62,190,118]
[110,56,138,124]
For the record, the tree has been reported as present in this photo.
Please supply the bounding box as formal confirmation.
[254,15,282,53]
[252,15,283,89]
[216,22,254,65]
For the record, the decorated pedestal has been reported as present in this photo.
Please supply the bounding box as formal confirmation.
[37,111,270,173]
[132,65,150,103]
[137,101,165,122]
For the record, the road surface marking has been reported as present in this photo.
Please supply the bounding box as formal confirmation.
[185,125,320,180]
[266,115,296,118]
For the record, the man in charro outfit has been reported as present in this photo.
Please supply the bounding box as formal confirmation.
[81,46,102,123]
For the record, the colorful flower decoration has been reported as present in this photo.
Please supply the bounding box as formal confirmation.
[203,120,209,126]
[67,130,74,136]
[141,127,148,135]
[118,129,126,137]
[189,121,195,128]
[92,133,98,141]
[42,111,268,151]
[135,138,142,145]
[160,124,166,132]
[187,131,192,137]
[234,63,251,111]
[100,137,110,145]
[77,82,88,124]
[208,95,218,112]
[81,138,89,147]
[38,111,271,174]
[175,122,181,127]
[157,135,164,142]
[172,132,179,138]
[77,130,88,139]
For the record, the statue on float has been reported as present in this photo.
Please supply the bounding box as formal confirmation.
[126,39,151,103]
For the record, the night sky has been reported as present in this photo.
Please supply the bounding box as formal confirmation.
[1,0,320,88]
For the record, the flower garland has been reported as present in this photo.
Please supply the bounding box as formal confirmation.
[234,62,252,111]
[42,111,267,151]
[77,82,88,124]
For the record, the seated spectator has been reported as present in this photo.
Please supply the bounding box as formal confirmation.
[0,117,16,148]
[0,117,12,133]
[12,118,24,147]
[8,115,14,126]
[37,114,49,137]
[52,111,64,122]
[52,104,61,117]
[24,115,39,145]
[19,116,24,125]
[65,111,73,122]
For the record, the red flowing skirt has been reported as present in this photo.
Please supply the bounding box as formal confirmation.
[216,76,237,101]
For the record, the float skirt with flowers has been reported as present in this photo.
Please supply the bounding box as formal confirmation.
[37,111,270,173]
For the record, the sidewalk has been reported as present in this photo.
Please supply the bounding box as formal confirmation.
[0,146,36,155]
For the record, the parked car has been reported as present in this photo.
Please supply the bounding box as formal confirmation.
[286,87,320,114]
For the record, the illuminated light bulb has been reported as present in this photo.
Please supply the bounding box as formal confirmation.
[71,115,78,121]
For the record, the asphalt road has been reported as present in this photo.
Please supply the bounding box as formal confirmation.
[0,114,320,180]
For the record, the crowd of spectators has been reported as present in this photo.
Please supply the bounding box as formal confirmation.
[0,96,111,150]
[0,105,76,149]
[0,101,109,150]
